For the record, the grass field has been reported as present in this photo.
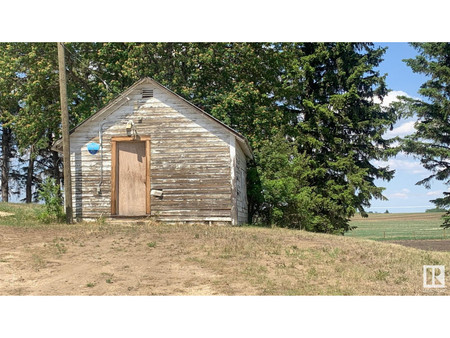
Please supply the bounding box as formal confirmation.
[347,212,448,241]
[1,203,449,295]
[0,202,45,226]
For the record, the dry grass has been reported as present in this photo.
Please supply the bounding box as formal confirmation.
[1,220,449,295]
[0,211,14,217]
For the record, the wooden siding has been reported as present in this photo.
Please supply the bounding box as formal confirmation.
[70,83,233,223]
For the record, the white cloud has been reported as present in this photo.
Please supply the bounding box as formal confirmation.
[374,90,410,107]
[426,191,443,196]
[384,120,416,139]
[372,90,418,139]
[387,188,412,199]
[372,158,427,174]
[389,192,409,199]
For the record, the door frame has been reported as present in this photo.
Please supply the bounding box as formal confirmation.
[110,136,151,216]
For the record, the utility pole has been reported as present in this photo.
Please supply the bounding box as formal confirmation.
[57,42,73,224]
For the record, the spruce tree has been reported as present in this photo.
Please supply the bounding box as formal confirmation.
[267,43,398,232]
[402,42,450,227]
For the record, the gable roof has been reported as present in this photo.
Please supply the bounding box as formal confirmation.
[52,77,253,158]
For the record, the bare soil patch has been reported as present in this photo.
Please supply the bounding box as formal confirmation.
[389,240,450,252]
[0,223,236,295]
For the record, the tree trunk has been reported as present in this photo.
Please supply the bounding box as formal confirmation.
[1,125,11,202]
[51,150,61,186]
[25,146,34,203]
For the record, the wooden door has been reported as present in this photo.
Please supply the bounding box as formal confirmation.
[111,137,151,216]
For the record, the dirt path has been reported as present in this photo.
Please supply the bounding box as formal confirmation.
[389,239,450,252]
[0,225,247,295]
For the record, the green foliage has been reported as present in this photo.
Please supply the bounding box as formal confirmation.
[0,43,62,202]
[255,134,317,230]
[254,129,380,234]
[251,43,398,233]
[37,178,64,223]
[401,43,450,228]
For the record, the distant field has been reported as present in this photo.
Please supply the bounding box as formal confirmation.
[347,212,448,241]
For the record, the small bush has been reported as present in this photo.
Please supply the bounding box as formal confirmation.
[37,178,65,223]
[96,215,106,225]
[374,269,389,281]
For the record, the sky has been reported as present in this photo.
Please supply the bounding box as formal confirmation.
[367,43,447,213]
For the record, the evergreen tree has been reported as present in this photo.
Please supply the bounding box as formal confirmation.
[402,42,450,227]
[264,43,398,232]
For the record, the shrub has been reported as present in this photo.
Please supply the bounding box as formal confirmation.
[37,178,65,223]
[251,134,356,234]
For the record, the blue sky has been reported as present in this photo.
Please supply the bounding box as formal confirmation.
[367,43,447,213]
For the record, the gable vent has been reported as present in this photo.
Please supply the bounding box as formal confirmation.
[142,89,153,99]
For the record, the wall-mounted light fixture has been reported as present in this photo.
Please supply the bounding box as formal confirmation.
[126,120,137,138]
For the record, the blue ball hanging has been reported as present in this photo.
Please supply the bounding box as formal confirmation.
[87,142,100,155]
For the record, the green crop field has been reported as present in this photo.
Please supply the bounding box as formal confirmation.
[347,212,448,241]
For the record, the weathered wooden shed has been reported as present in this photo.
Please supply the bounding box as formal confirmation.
[53,78,252,225]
